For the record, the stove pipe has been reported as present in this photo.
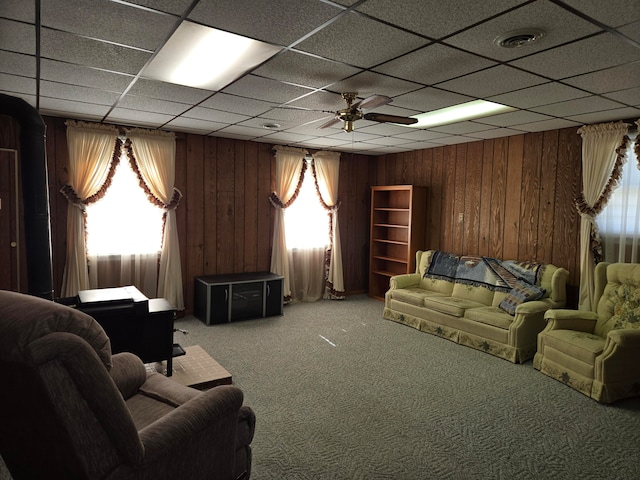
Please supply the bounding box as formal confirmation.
[0,94,54,299]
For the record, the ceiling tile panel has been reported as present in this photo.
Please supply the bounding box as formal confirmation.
[39,59,134,93]
[0,51,36,77]
[510,32,640,80]
[164,117,224,134]
[188,0,342,46]
[40,80,121,105]
[568,107,640,124]
[444,1,600,62]
[124,0,194,16]
[487,82,591,109]
[181,107,250,124]
[127,79,213,104]
[221,75,314,104]
[316,71,422,99]
[2,0,34,22]
[562,61,640,95]
[253,50,362,89]
[355,0,525,39]
[560,0,640,28]
[466,127,527,139]
[117,94,191,116]
[106,108,175,127]
[199,93,275,116]
[41,0,177,51]
[435,65,547,98]
[392,87,473,112]
[0,18,36,55]
[604,87,640,107]
[295,11,428,68]
[2,0,639,154]
[475,110,553,128]
[0,73,36,96]
[39,97,110,119]
[530,95,627,117]
[510,117,582,132]
[374,43,496,85]
[40,28,152,75]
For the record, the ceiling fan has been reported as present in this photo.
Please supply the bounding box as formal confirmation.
[320,92,418,132]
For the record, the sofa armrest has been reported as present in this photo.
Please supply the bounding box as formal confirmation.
[543,309,598,333]
[389,273,420,290]
[515,299,552,315]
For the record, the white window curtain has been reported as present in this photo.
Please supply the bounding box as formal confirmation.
[61,120,120,297]
[269,146,308,302]
[312,150,345,299]
[126,128,184,310]
[597,125,640,263]
[576,121,629,311]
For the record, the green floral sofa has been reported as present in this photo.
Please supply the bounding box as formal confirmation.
[383,250,569,363]
[534,262,640,403]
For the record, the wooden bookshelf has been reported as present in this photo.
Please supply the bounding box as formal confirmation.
[369,185,427,300]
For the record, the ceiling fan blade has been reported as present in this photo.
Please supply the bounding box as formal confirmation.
[319,116,342,129]
[355,94,392,111]
[363,112,418,125]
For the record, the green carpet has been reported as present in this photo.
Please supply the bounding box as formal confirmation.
[174,295,640,480]
[2,295,638,479]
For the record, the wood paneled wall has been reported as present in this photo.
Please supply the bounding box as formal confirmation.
[4,115,374,310]
[1,112,581,309]
[374,128,582,306]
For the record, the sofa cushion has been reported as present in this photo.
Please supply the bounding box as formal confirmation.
[423,296,486,317]
[498,280,546,315]
[451,282,495,306]
[464,306,514,329]
[390,288,445,307]
[542,329,605,365]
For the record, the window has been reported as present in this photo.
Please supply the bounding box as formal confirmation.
[85,153,164,255]
[597,133,640,262]
[284,160,330,249]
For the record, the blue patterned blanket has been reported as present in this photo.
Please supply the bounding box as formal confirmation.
[424,251,544,292]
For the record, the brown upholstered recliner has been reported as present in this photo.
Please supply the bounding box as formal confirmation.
[534,262,640,403]
[0,290,255,479]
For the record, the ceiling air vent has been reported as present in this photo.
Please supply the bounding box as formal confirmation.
[494,29,544,48]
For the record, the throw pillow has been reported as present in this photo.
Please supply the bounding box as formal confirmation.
[499,280,546,316]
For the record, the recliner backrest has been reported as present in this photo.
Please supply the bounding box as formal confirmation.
[595,263,640,337]
[0,291,144,479]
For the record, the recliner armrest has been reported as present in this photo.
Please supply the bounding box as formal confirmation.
[110,352,147,400]
[607,328,640,347]
[131,384,249,479]
[543,309,598,333]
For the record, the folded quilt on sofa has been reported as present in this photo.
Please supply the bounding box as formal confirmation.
[424,251,545,293]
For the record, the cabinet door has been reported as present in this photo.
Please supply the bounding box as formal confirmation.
[265,278,283,316]
[230,282,263,321]
[210,284,230,324]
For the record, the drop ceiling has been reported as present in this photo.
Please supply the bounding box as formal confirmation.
[1,0,639,155]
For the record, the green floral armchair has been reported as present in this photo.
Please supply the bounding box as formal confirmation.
[534,262,640,403]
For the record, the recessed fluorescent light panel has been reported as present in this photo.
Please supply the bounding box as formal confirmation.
[143,21,282,91]
[406,100,516,128]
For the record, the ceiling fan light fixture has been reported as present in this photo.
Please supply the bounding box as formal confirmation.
[494,29,544,49]
[407,100,516,129]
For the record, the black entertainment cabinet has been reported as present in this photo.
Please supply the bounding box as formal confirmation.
[194,272,284,325]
